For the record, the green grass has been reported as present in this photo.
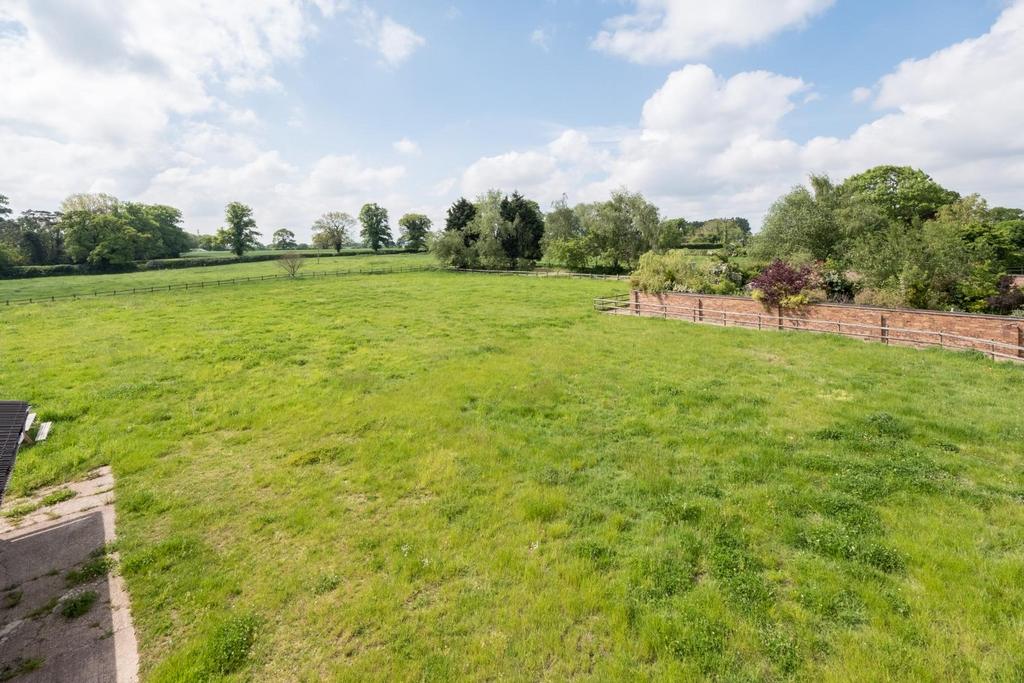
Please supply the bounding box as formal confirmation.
[0,252,435,301]
[180,248,407,259]
[60,591,98,619]
[0,658,43,681]
[1,257,1023,680]
[41,488,77,506]
[65,556,113,587]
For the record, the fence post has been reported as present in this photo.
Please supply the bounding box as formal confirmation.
[697,299,703,322]
[1004,324,1024,359]
[880,315,889,344]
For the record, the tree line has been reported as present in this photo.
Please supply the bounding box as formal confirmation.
[629,165,1024,316]
[0,193,193,271]
[0,193,431,273]
[433,189,749,272]
[749,165,1024,313]
[183,202,430,257]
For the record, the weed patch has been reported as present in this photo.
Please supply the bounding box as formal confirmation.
[41,488,77,506]
[60,591,98,618]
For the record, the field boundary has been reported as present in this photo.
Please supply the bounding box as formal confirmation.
[2,264,441,306]
[1,265,631,307]
[596,293,1024,363]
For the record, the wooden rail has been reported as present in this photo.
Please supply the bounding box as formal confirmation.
[594,295,1024,363]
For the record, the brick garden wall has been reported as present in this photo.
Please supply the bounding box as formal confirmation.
[630,291,1024,360]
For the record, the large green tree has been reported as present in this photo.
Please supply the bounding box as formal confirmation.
[838,165,959,225]
[542,196,588,270]
[311,212,355,254]
[63,211,149,268]
[219,202,261,256]
[271,228,297,250]
[586,189,660,271]
[751,175,846,262]
[359,203,392,251]
[445,198,477,233]
[397,213,431,251]
[498,192,545,266]
[309,210,354,253]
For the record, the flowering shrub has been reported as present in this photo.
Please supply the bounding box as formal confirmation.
[749,260,818,311]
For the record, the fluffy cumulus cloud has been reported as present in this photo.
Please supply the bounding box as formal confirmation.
[592,0,834,63]
[0,0,423,236]
[462,2,1024,223]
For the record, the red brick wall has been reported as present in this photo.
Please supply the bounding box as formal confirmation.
[630,291,1024,360]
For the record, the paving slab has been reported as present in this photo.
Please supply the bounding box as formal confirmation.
[0,467,139,683]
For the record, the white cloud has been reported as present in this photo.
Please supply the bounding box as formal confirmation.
[530,27,552,51]
[592,0,834,64]
[393,138,422,156]
[0,0,429,236]
[459,2,1024,223]
[640,66,807,139]
[432,177,458,197]
[462,151,559,197]
[140,151,407,235]
[851,87,873,104]
[351,6,426,67]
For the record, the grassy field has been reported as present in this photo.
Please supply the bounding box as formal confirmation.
[2,258,1023,680]
[0,252,435,301]
[179,248,412,259]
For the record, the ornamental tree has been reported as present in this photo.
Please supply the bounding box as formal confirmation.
[749,260,818,311]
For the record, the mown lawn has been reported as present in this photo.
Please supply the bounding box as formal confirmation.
[1,262,1022,681]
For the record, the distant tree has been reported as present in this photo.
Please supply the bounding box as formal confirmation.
[586,189,659,271]
[542,196,589,269]
[117,202,189,260]
[60,193,119,215]
[0,194,11,221]
[445,198,477,235]
[271,228,297,250]
[432,230,477,268]
[692,218,750,246]
[498,192,545,266]
[988,207,1024,223]
[196,234,223,250]
[1,205,65,265]
[397,213,431,250]
[359,203,391,251]
[220,202,260,256]
[63,211,148,268]
[139,204,191,258]
[656,218,693,250]
[276,251,305,278]
[751,175,847,262]
[839,165,959,225]
[311,212,355,254]
[0,243,17,275]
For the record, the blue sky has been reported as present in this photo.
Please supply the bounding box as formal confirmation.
[1,0,1021,239]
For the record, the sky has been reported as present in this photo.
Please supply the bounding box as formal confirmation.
[1,0,1022,241]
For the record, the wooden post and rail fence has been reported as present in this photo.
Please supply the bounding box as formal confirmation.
[595,291,1024,363]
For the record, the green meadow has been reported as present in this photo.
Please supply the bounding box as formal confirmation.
[2,257,1022,680]
[0,252,434,302]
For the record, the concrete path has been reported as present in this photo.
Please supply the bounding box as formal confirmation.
[0,467,139,682]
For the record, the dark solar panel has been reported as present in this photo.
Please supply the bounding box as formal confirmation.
[0,401,29,507]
